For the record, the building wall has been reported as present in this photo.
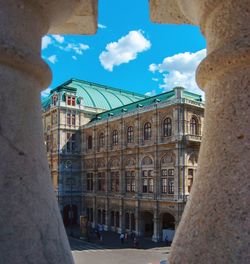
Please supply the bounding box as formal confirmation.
[42,86,204,241]
[81,101,204,241]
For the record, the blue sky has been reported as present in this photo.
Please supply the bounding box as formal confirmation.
[41,0,206,98]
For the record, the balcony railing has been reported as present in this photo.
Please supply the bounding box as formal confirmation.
[185,134,202,142]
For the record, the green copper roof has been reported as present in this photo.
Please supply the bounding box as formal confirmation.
[91,88,203,121]
[42,78,147,110]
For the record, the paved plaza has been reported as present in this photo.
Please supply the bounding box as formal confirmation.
[69,231,169,264]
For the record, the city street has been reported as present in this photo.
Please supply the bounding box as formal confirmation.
[69,232,169,264]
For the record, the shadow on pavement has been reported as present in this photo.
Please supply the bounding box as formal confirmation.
[66,226,171,250]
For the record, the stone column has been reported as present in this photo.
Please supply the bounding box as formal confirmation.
[152,210,160,242]
[150,0,250,263]
[105,198,109,231]
[119,198,124,233]
[0,1,82,263]
[135,205,140,236]
[93,196,97,228]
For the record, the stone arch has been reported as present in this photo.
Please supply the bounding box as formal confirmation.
[141,155,154,166]
[85,159,94,169]
[160,151,175,166]
[161,212,175,230]
[97,158,106,168]
[141,211,154,237]
[108,158,120,168]
[190,114,201,135]
[125,156,136,167]
[188,153,198,166]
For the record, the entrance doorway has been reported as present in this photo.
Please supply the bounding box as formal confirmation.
[63,205,78,226]
[141,211,154,237]
[162,213,175,229]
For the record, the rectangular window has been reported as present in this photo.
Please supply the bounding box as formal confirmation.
[66,133,76,153]
[161,169,168,176]
[125,171,135,193]
[168,179,174,194]
[67,110,76,126]
[98,172,105,191]
[67,111,71,125]
[143,179,148,193]
[111,171,119,192]
[162,178,168,193]
[72,97,76,106]
[148,178,154,193]
[72,112,76,126]
[87,173,93,191]
[67,96,72,105]
[168,169,174,176]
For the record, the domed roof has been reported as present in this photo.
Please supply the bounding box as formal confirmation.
[42,78,147,110]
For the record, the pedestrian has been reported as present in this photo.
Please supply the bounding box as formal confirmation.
[165,234,170,246]
[133,237,139,248]
[131,232,135,241]
[120,233,125,244]
[125,232,128,242]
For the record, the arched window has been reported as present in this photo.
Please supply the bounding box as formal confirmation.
[190,116,199,135]
[112,130,118,145]
[163,117,172,137]
[87,135,92,149]
[144,122,152,140]
[99,133,105,147]
[127,126,134,143]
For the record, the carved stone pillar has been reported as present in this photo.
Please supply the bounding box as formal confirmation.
[150,0,250,263]
[152,209,160,242]
[0,1,97,263]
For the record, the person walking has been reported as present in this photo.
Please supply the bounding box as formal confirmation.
[120,233,125,244]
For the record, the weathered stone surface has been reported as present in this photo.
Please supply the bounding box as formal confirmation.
[150,0,250,263]
[0,0,97,263]
[49,0,98,34]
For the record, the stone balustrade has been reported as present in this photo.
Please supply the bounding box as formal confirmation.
[0,0,249,263]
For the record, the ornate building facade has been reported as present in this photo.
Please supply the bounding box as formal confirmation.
[42,78,204,241]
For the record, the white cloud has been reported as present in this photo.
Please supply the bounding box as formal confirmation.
[42,36,52,49]
[149,49,206,94]
[47,55,57,64]
[72,55,77,60]
[52,34,64,43]
[98,24,107,29]
[149,64,158,73]
[152,78,159,82]
[63,43,89,55]
[145,90,156,96]
[41,87,51,97]
[99,30,151,71]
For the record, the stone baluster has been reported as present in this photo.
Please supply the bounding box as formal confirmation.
[150,0,250,263]
[0,0,97,263]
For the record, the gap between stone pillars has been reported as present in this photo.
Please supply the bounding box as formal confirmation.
[0,1,79,263]
[167,1,250,263]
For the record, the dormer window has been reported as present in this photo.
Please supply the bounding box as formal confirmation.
[52,94,58,106]
[67,96,76,106]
